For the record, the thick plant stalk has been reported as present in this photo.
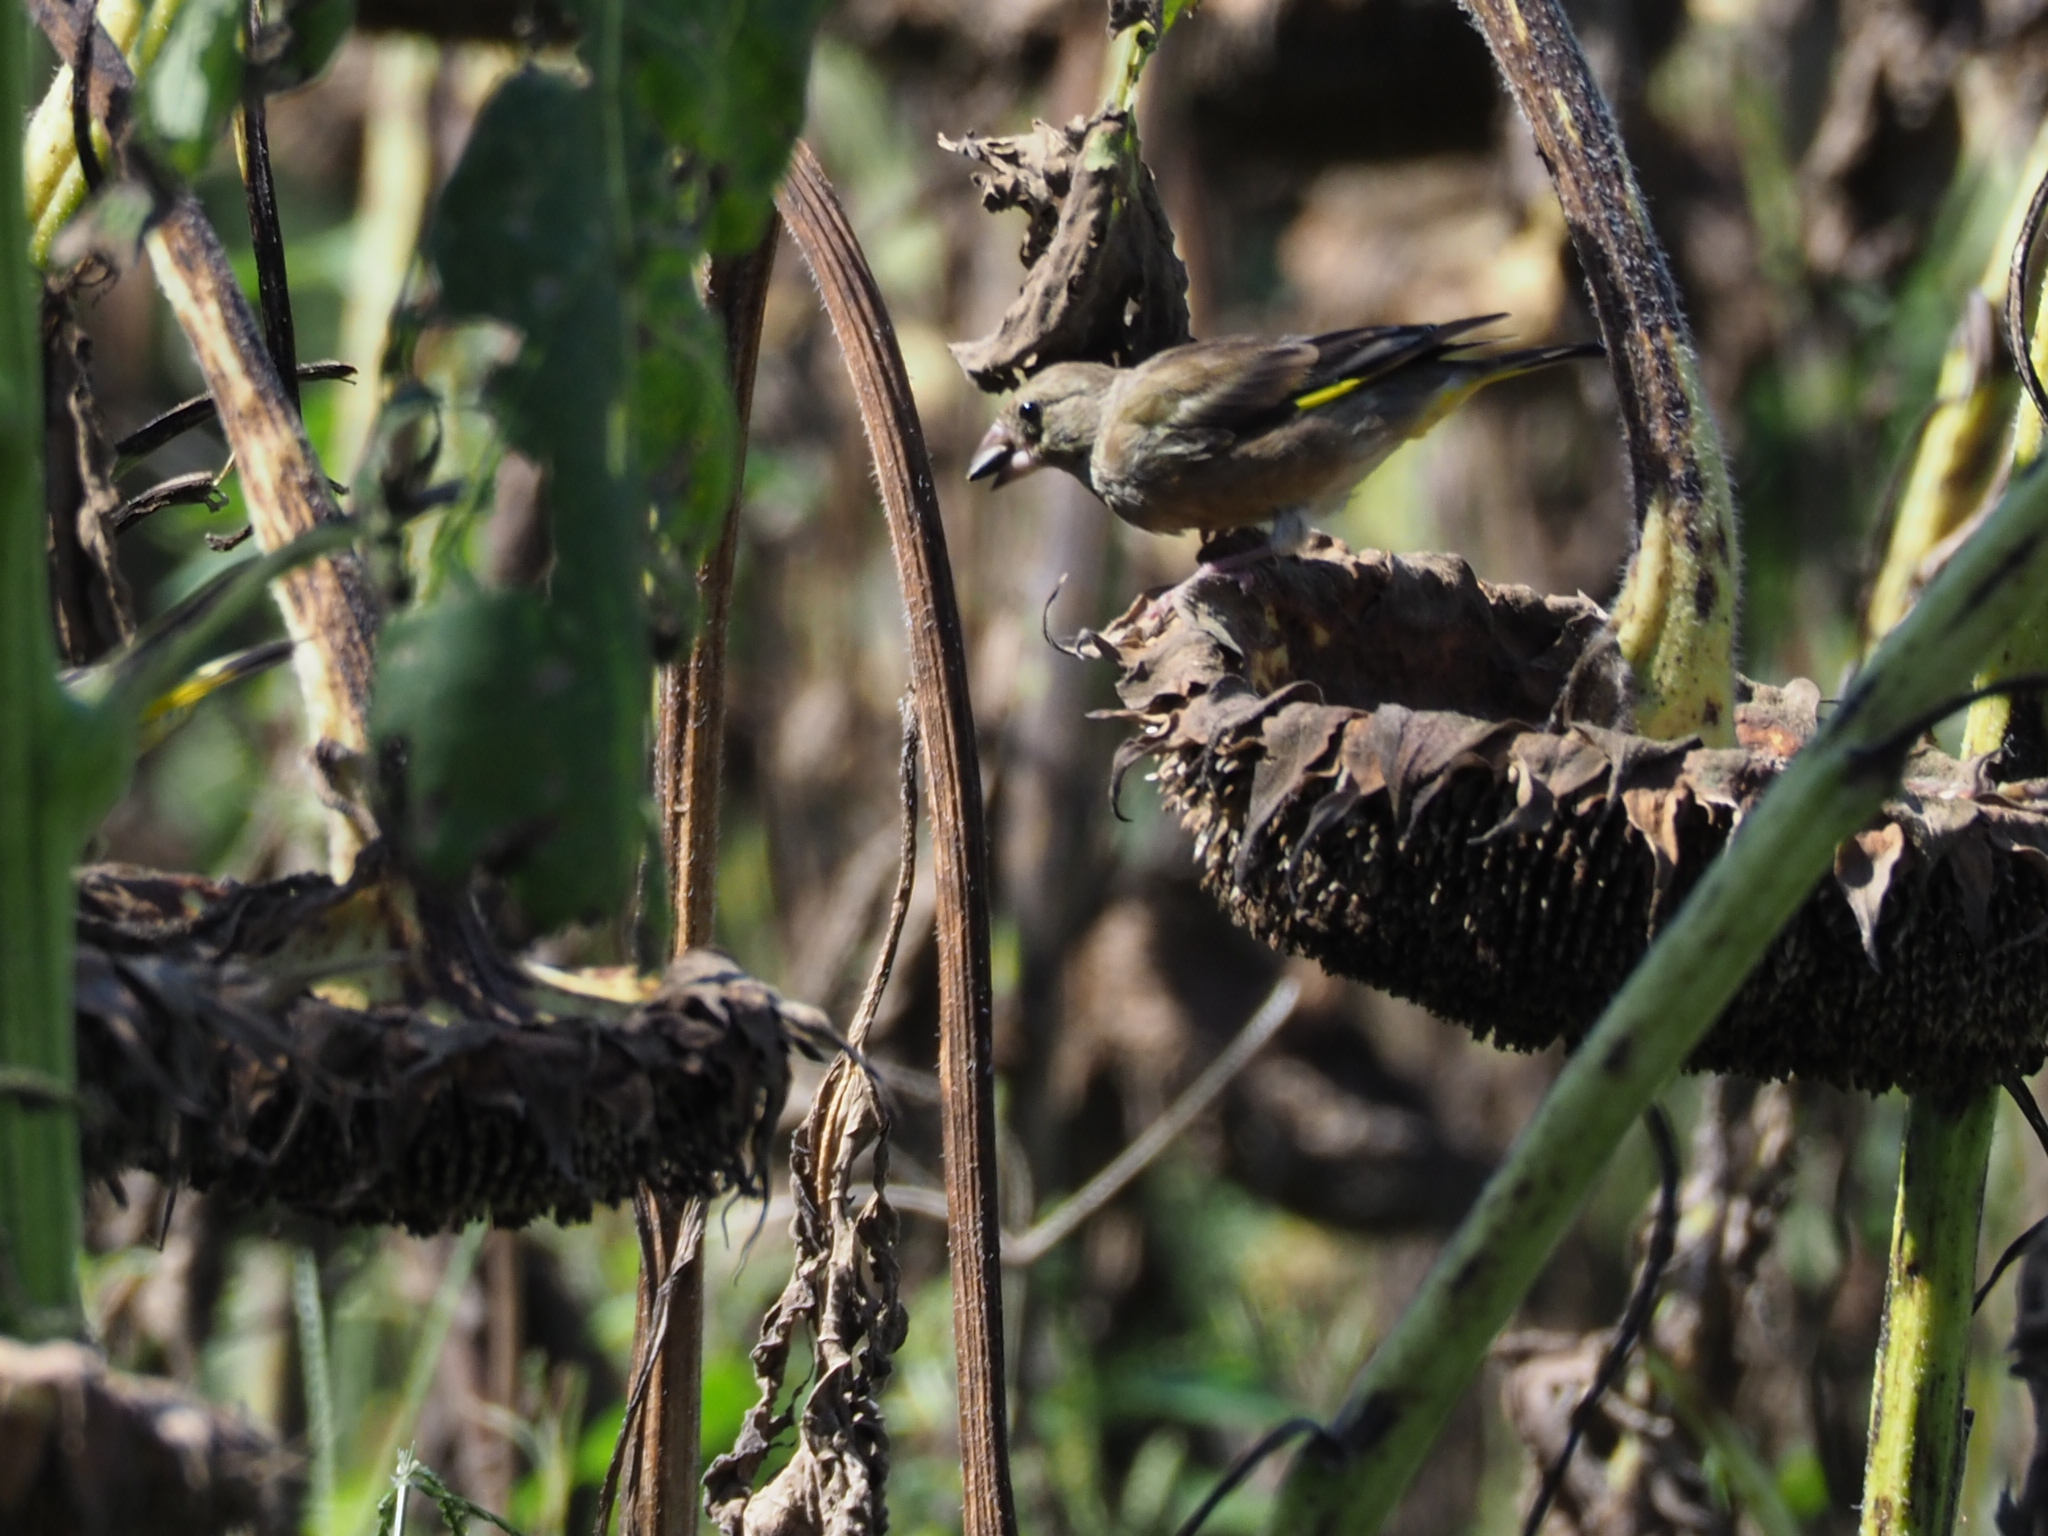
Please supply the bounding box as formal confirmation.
[1270,454,2048,1534]
[778,143,1018,1536]
[141,205,374,743]
[1460,0,1739,743]
[1859,1091,1996,1536]
[1851,156,2048,1536]
[0,2,90,1340]
[625,221,780,1536]
[46,0,375,872]
[144,203,377,871]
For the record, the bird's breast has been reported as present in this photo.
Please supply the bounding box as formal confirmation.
[1092,416,1391,535]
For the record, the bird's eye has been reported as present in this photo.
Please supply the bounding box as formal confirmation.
[1017,399,1043,437]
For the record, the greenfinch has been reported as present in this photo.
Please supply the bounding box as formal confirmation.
[966,316,1601,542]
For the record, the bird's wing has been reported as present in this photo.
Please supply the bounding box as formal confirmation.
[1289,316,1508,411]
[1123,337,1323,439]
[1132,317,1513,443]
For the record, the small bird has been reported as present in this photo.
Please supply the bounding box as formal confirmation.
[967,316,1602,547]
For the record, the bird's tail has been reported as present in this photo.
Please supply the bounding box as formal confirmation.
[1460,339,1606,380]
[1406,338,1603,437]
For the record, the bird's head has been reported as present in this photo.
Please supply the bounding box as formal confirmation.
[967,362,1114,489]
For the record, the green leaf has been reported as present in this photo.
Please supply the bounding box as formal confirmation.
[75,522,351,722]
[135,0,244,177]
[373,69,646,929]
[374,589,642,926]
[370,0,830,926]
[601,0,829,553]
[268,0,356,93]
[635,244,738,556]
[618,0,830,254]
[259,0,358,93]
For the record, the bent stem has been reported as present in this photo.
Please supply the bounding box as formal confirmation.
[778,143,1017,1536]
[1459,0,1739,743]
[1270,456,2048,1536]
[1859,1091,1996,1536]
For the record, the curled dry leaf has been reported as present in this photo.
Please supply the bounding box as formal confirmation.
[943,108,1191,391]
[73,864,811,1231]
[1091,536,2048,1095]
[704,1055,906,1536]
[0,1337,297,1536]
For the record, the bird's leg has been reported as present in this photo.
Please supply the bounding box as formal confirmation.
[1195,527,1274,575]
[1196,509,1308,579]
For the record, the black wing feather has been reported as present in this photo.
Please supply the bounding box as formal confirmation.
[1297,315,1507,399]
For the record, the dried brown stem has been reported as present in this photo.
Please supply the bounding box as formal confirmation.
[626,218,782,1536]
[44,284,132,664]
[778,142,1017,1536]
[700,708,918,1535]
[114,362,355,461]
[656,224,781,944]
[850,703,921,1050]
[144,202,378,801]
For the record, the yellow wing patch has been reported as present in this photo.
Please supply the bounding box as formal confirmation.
[1292,376,1367,412]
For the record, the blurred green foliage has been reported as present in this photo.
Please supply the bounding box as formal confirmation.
[372,67,646,925]
[136,0,244,175]
[368,0,823,930]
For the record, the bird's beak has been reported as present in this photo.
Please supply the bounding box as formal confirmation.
[967,423,1038,487]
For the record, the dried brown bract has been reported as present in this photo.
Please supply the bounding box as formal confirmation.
[943,109,1191,391]
[73,865,811,1231]
[1093,536,2048,1094]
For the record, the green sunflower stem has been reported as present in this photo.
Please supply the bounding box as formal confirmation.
[0,6,85,1339]
[1858,1090,1996,1536]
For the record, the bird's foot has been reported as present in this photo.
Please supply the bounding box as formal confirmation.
[1194,511,1309,583]
[1195,527,1278,578]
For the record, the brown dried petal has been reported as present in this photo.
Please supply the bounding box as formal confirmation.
[1835,823,1909,969]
